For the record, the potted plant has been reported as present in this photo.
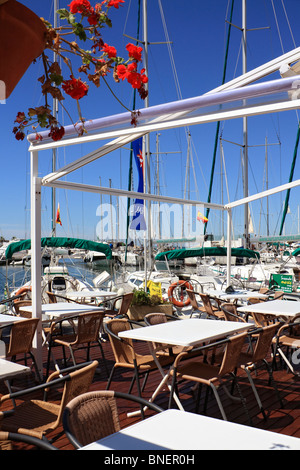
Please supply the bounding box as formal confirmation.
[0,0,47,98]
[127,288,174,321]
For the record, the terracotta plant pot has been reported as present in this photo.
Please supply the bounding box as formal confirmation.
[0,0,47,98]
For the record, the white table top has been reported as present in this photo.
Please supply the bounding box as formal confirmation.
[0,358,30,380]
[65,290,116,299]
[119,318,252,348]
[80,409,300,450]
[238,299,300,318]
[21,302,104,319]
[208,289,268,301]
[0,313,28,326]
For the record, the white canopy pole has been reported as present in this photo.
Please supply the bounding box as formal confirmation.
[226,208,232,287]
[30,150,42,376]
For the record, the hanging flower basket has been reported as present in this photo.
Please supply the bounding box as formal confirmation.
[0,0,47,98]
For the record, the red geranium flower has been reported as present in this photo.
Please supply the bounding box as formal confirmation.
[126,43,143,62]
[15,111,27,123]
[107,0,125,9]
[88,9,100,25]
[48,125,65,141]
[101,43,117,58]
[116,64,127,81]
[62,76,89,100]
[68,0,92,14]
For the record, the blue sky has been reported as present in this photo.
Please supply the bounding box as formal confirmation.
[1,0,300,243]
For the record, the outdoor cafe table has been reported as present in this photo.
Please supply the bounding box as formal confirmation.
[207,289,268,302]
[80,408,300,450]
[0,358,31,399]
[237,299,300,322]
[119,318,252,412]
[0,358,30,381]
[65,289,116,303]
[20,302,105,321]
[0,313,28,326]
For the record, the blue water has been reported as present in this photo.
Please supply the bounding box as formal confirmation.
[0,259,113,301]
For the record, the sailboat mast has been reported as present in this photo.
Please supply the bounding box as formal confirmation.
[242,0,249,248]
[143,0,152,286]
[52,0,58,236]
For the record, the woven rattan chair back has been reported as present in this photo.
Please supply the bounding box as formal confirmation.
[251,311,276,328]
[75,311,104,345]
[54,361,98,425]
[13,300,32,317]
[221,303,247,323]
[64,390,120,447]
[118,292,134,317]
[219,331,248,377]
[144,312,167,326]
[7,318,39,357]
[63,390,164,449]
[106,318,135,365]
[251,323,280,363]
[273,291,284,299]
[46,291,57,303]
[199,293,223,319]
[186,289,199,310]
[248,297,264,305]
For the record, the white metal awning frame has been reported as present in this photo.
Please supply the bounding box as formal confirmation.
[28,47,300,374]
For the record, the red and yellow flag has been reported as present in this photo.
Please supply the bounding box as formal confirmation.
[197,211,208,223]
[56,203,62,226]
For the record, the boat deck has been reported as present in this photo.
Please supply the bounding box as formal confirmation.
[1,323,300,450]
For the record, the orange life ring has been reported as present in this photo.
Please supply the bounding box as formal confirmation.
[168,281,193,307]
[14,286,32,299]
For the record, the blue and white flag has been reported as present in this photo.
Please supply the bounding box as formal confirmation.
[130,138,147,231]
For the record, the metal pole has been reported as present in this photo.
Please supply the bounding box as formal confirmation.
[242,0,249,248]
[52,0,58,236]
[30,150,42,376]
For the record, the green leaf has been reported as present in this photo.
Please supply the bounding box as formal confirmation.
[57,9,75,24]
[50,73,64,86]
[73,23,87,41]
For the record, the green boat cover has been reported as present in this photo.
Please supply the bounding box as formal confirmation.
[5,237,112,260]
[292,247,300,257]
[155,246,260,261]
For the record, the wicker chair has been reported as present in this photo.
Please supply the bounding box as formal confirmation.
[13,300,33,317]
[199,293,225,320]
[104,318,173,397]
[186,289,207,318]
[46,291,83,305]
[168,331,250,422]
[236,323,283,419]
[0,431,58,450]
[0,318,41,382]
[273,320,300,375]
[100,292,134,318]
[0,361,98,445]
[220,303,248,323]
[63,390,163,449]
[46,311,108,378]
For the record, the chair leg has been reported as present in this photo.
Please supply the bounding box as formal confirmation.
[244,367,267,420]
[263,359,284,408]
[128,374,136,394]
[168,370,178,409]
[230,374,253,426]
[106,365,116,390]
[28,351,42,383]
[97,339,109,377]
[210,383,228,421]
[141,371,149,392]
